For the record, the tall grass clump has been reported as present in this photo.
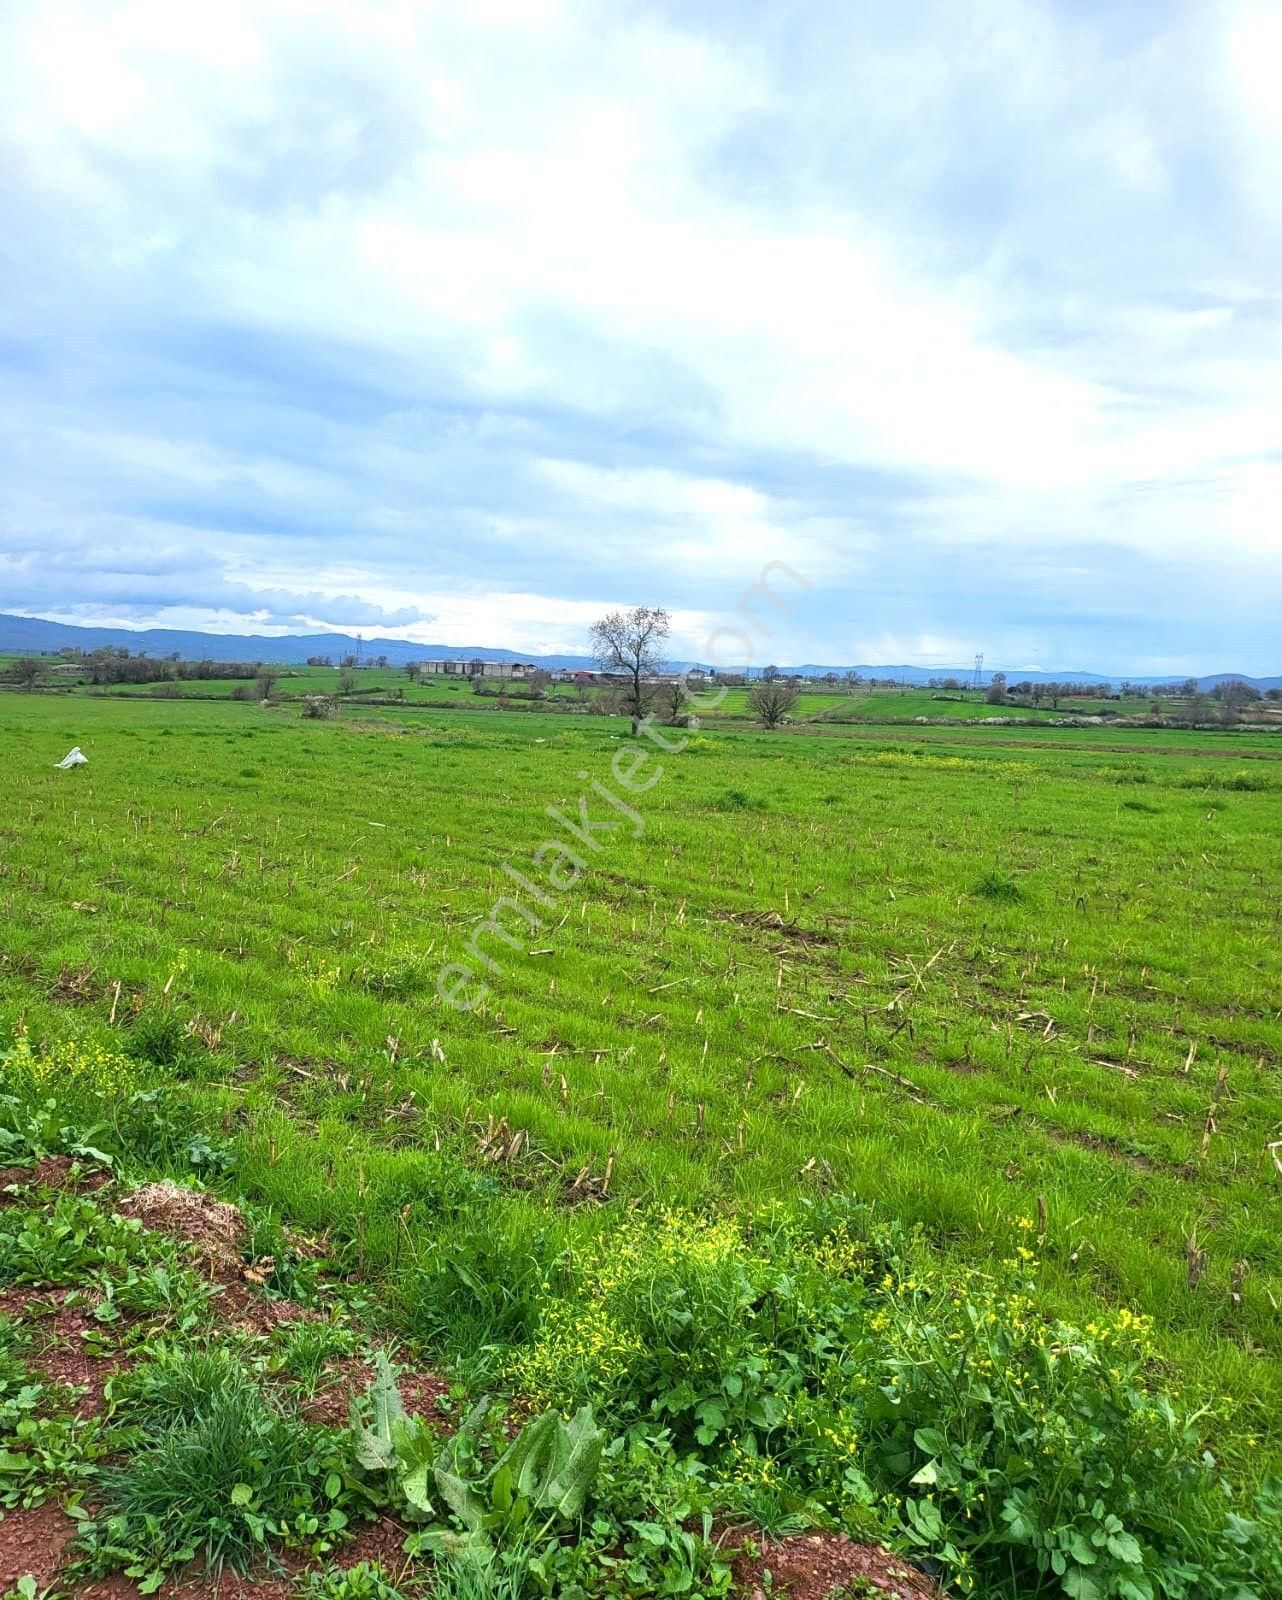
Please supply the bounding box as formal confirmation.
[973,870,1023,903]
[83,1350,352,1581]
[399,1201,568,1382]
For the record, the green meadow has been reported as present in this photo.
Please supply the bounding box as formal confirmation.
[2,687,1280,1596]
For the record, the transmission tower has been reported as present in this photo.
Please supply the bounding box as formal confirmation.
[972,653,984,692]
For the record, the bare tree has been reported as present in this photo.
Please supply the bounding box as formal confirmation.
[404,661,422,682]
[1216,679,1257,713]
[748,677,800,728]
[589,607,670,734]
[11,657,43,691]
[985,672,1008,706]
[338,670,357,695]
[661,680,688,726]
[256,668,280,699]
[527,668,552,699]
[761,664,780,682]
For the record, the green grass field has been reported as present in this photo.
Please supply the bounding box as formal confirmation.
[3,659,572,707]
[2,688,1280,1597]
[733,686,1153,723]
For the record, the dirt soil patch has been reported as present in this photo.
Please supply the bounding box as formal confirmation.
[0,1184,435,1600]
[112,1184,318,1334]
[0,1283,75,1320]
[732,1532,941,1599]
[717,909,835,946]
[0,1503,414,1600]
[0,1285,129,1416]
[115,1183,246,1267]
[211,1277,323,1336]
[26,1300,128,1416]
[0,1499,77,1591]
[77,1516,414,1600]
[301,1354,451,1428]
[0,1155,112,1201]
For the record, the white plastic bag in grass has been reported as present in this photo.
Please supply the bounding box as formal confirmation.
[55,747,88,768]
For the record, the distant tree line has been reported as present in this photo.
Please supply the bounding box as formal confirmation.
[9,644,1277,730]
[52,647,264,685]
[975,672,1273,725]
[997,680,1112,708]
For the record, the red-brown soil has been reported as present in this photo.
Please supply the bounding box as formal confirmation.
[732,1530,942,1599]
[301,1355,451,1429]
[0,1155,112,1200]
[0,1503,416,1600]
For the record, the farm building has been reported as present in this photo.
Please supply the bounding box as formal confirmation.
[419,659,537,679]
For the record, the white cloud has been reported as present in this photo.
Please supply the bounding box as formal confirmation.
[0,0,1279,670]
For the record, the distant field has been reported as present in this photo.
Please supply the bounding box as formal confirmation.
[4,660,577,707]
[0,655,1196,726]
[714,685,1140,722]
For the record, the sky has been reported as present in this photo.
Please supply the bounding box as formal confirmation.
[1,0,1280,675]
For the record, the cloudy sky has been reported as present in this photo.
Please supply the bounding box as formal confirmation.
[1,0,1280,673]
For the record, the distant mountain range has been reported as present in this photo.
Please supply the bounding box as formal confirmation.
[2,613,1278,691]
[0,613,596,670]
